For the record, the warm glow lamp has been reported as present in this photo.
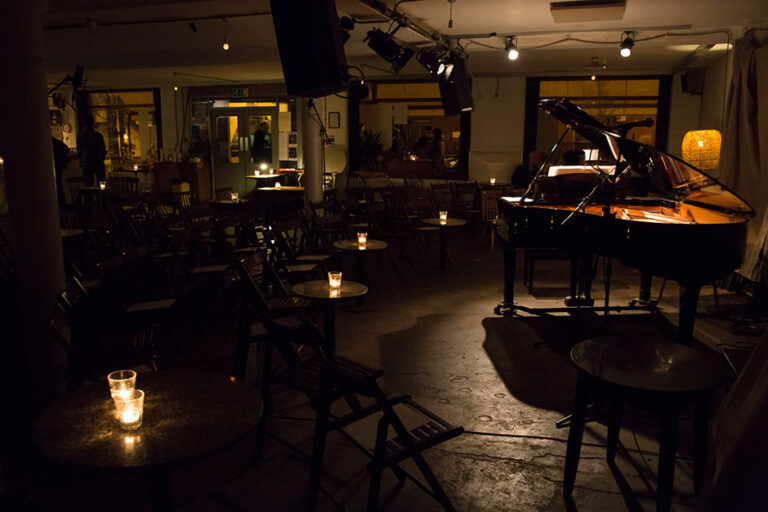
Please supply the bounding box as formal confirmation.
[682,129,722,170]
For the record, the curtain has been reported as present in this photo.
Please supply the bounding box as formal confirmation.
[720,34,768,285]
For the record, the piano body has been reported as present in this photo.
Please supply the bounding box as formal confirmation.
[495,98,754,344]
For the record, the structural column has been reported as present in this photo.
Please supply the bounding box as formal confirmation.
[0,0,67,405]
[302,98,323,203]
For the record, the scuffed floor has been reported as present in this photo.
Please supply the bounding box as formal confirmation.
[22,230,764,511]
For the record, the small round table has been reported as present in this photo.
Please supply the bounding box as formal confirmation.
[332,239,387,306]
[33,371,263,511]
[421,218,467,271]
[564,337,728,511]
[291,280,368,353]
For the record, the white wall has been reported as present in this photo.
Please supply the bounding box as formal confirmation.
[469,76,526,183]
[667,73,702,158]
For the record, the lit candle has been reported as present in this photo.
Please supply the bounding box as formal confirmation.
[328,271,342,290]
[260,163,268,171]
[99,181,107,190]
[230,192,239,202]
[254,170,260,176]
[357,232,368,250]
[490,177,496,186]
[133,164,139,171]
[329,287,340,298]
[410,154,417,161]
[439,210,448,225]
[108,370,136,400]
[113,389,144,431]
[275,182,281,188]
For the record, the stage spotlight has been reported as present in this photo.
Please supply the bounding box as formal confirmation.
[620,32,634,57]
[365,29,414,72]
[417,48,447,77]
[340,16,355,45]
[505,35,519,61]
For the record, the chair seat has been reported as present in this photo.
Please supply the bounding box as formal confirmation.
[380,411,463,466]
[267,295,312,312]
[126,298,176,313]
[415,226,440,232]
[190,264,230,274]
[296,254,332,262]
[286,263,318,273]
[282,355,383,398]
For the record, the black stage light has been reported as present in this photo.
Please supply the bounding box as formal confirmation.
[365,28,414,72]
[340,16,355,44]
[438,54,472,115]
[620,32,634,57]
[417,48,447,77]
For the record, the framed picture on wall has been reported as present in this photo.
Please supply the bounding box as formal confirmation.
[328,111,340,129]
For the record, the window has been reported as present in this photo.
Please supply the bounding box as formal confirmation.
[529,77,669,161]
[81,89,162,167]
[359,81,470,178]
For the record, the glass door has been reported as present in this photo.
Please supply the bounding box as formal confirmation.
[210,107,278,194]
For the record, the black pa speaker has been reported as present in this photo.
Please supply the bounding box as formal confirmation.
[681,69,705,95]
[270,0,348,97]
[438,55,473,115]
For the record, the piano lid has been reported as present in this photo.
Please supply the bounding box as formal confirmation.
[538,98,754,217]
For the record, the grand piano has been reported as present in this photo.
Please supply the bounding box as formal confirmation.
[495,98,754,344]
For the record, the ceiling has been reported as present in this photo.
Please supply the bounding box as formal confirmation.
[41,0,768,87]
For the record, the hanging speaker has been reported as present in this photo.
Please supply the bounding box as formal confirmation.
[438,55,473,115]
[269,0,347,97]
[681,69,705,95]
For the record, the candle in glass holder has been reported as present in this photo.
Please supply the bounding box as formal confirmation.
[357,232,368,250]
[108,370,136,400]
[328,271,342,290]
[329,287,340,298]
[113,389,144,431]
[490,177,496,186]
[230,192,239,202]
[275,182,282,188]
[439,210,448,225]
[260,163,268,171]
[133,164,139,171]
[98,181,107,190]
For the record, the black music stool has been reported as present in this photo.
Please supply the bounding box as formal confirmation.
[563,336,728,512]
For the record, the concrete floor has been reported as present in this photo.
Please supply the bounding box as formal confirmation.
[20,227,766,511]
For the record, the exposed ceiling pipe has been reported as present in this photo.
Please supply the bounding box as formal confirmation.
[43,10,271,31]
[356,0,447,47]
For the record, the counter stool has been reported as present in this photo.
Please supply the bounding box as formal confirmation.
[563,336,728,512]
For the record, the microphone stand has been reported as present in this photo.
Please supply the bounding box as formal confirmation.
[520,127,570,202]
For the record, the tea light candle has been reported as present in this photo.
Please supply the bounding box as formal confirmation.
[260,163,268,171]
[107,370,136,400]
[133,164,139,171]
[275,182,281,188]
[439,210,448,225]
[490,177,496,186]
[113,389,144,431]
[328,271,342,290]
[357,232,368,250]
[230,192,239,202]
[99,181,107,190]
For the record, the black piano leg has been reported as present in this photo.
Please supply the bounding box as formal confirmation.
[564,253,595,307]
[631,267,657,307]
[494,246,518,315]
[678,282,701,346]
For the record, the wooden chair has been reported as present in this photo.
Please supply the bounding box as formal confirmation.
[311,346,464,511]
[479,189,502,252]
[399,198,441,268]
[65,176,86,207]
[108,176,139,203]
[214,187,234,200]
[430,182,453,211]
[452,181,480,228]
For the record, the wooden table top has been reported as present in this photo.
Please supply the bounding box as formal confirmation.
[60,228,84,238]
[209,199,249,205]
[571,337,728,393]
[422,218,468,227]
[33,371,262,469]
[292,280,368,301]
[246,174,281,179]
[257,186,303,192]
[333,239,388,252]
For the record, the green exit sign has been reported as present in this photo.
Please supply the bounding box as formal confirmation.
[232,87,249,98]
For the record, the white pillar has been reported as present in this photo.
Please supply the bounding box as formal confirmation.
[302,98,323,203]
[0,0,67,404]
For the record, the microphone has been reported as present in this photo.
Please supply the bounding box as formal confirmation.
[611,118,654,132]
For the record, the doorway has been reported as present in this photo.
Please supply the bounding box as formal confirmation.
[210,107,278,194]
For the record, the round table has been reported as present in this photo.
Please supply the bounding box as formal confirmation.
[332,239,387,306]
[291,280,368,352]
[59,228,84,238]
[421,218,467,271]
[33,371,262,510]
[565,337,727,510]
